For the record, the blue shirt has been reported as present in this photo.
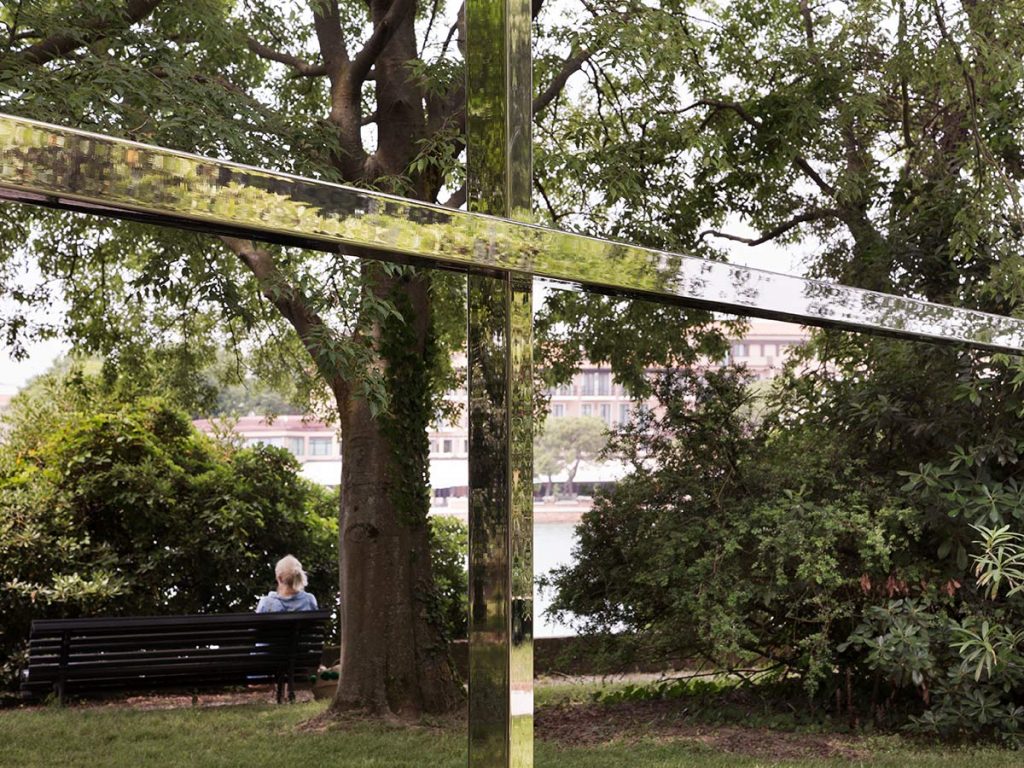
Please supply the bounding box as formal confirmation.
[255,590,318,613]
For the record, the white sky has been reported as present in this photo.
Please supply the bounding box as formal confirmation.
[0,336,68,392]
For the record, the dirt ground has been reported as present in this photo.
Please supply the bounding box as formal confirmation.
[535,698,871,760]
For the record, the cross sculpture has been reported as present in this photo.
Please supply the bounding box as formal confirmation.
[2,3,1024,768]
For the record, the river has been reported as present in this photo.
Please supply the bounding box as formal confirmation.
[533,521,579,637]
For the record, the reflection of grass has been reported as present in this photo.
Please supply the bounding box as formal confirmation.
[1,695,1022,768]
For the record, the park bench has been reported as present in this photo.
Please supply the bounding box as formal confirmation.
[21,611,330,705]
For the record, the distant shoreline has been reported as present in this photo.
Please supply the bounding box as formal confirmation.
[430,504,586,525]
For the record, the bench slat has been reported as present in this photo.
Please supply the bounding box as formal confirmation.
[22,611,330,703]
[29,631,325,652]
[30,612,329,632]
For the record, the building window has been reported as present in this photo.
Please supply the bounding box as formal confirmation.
[310,437,332,456]
[259,436,286,448]
[597,371,612,395]
[580,372,596,396]
[286,437,305,456]
[582,404,593,417]
[553,404,565,418]
[732,343,747,358]
[619,404,630,424]
[599,403,611,424]
[443,439,453,454]
[462,439,469,453]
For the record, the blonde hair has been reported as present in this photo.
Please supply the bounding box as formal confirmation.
[275,555,308,591]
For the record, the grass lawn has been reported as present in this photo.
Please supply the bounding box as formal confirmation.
[1,697,1021,768]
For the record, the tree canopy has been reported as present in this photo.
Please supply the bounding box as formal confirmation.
[534,415,607,497]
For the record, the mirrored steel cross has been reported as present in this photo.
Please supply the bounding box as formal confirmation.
[2,4,1024,768]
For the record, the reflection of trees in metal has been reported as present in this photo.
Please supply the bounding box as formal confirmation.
[464,0,534,762]
[2,112,1021,354]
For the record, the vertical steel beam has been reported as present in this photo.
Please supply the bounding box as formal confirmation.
[466,0,533,764]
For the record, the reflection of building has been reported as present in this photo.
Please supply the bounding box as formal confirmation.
[192,320,809,496]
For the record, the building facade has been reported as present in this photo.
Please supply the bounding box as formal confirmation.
[191,319,809,495]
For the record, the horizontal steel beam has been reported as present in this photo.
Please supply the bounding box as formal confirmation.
[1,112,1022,353]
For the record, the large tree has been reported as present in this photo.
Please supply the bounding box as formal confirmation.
[0,0,724,717]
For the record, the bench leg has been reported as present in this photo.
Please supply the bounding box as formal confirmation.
[276,679,285,704]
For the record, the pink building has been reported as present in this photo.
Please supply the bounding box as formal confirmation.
[192,320,809,497]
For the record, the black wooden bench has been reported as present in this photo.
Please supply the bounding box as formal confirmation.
[21,611,330,705]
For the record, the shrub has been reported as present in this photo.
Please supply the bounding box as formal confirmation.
[0,372,337,689]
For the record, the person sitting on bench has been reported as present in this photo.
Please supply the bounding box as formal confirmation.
[256,555,319,613]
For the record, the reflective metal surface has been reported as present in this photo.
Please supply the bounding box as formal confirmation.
[506,274,534,768]
[466,0,534,763]
[467,273,534,768]
[2,112,1023,353]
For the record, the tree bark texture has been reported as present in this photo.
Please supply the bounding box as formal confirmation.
[333,266,462,716]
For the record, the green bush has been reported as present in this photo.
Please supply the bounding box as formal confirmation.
[429,515,468,641]
[549,351,1024,741]
[0,371,337,689]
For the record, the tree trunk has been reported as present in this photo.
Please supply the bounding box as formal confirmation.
[566,459,581,497]
[331,267,462,717]
[333,396,461,715]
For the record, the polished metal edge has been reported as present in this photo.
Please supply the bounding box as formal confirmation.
[506,274,534,768]
[466,0,535,763]
[468,274,512,768]
[0,113,1021,353]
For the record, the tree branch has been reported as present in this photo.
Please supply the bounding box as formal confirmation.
[147,66,248,97]
[534,177,563,225]
[695,99,837,197]
[348,0,415,91]
[791,156,837,198]
[699,208,840,246]
[312,0,349,72]
[534,48,592,116]
[17,0,164,67]
[798,0,815,49]
[442,185,466,209]
[419,0,444,58]
[220,235,350,400]
[246,37,327,77]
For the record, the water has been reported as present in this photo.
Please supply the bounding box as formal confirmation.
[533,521,579,637]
